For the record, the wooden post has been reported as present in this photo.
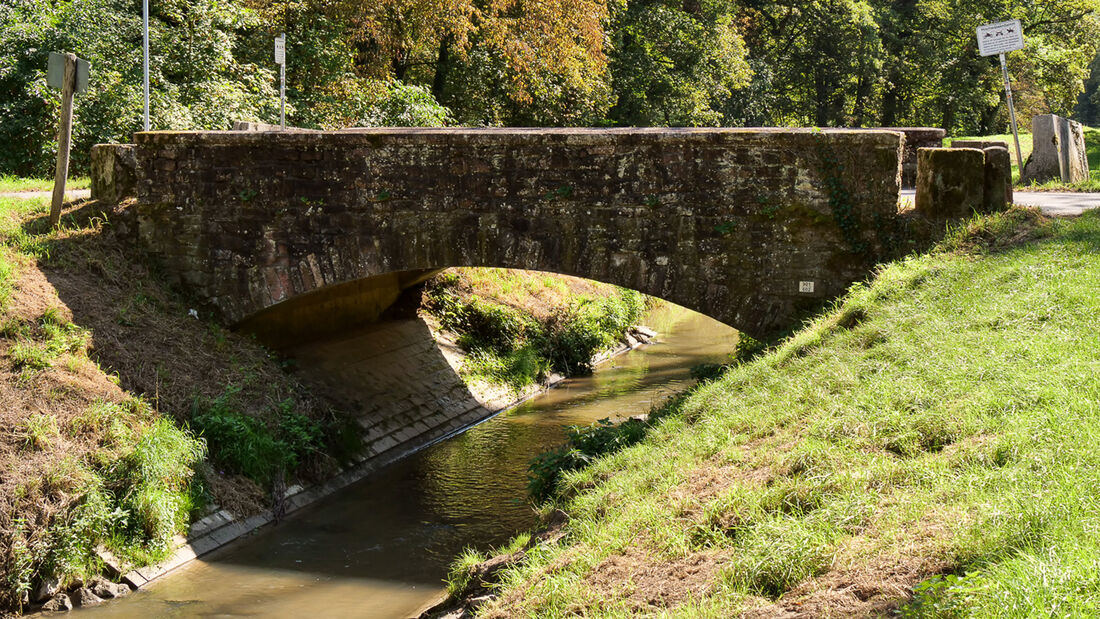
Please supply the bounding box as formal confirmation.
[49,53,77,228]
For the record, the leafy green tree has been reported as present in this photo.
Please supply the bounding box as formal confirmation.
[0,0,280,176]
[0,0,69,176]
[1074,50,1100,125]
[608,0,751,126]
[731,0,883,126]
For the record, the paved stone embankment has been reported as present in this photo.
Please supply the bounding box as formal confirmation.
[117,316,653,588]
[290,318,498,460]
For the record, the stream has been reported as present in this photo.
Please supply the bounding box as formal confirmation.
[82,304,739,618]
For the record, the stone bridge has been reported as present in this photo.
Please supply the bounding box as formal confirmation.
[133,128,904,343]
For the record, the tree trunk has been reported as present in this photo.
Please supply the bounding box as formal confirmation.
[432,37,452,103]
[881,69,900,126]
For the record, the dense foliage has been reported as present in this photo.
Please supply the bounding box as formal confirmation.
[424,272,647,392]
[2,0,1100,176]
[190,387,325,487]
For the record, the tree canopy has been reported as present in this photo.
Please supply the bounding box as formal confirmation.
[2,0,1099,175]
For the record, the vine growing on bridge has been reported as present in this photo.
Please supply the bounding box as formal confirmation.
[812,130,869,256]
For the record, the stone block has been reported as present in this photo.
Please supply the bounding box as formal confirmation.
[872,127,945,188]
[1020,114,1089,184]
[982,146,1013,213]
[90,143,137,204]
[915,147,985,218]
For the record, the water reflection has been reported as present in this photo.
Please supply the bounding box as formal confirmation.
[82,304,737,618]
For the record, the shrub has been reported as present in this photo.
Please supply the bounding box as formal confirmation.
[464,345,550,393]
[110,418,206,550]
[539,291,646,376]
[191,388,324,487]
[425,274,649,390]
[527,395,685,503]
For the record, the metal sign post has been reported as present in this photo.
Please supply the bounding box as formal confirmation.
[977,19,1025,168]
[143,0,150,131]
[275,34,286,131]
[999,53,1023,169]
[46,52,91,227]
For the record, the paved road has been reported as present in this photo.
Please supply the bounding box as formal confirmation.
[900,189,1100,217]
[0,189,91,200]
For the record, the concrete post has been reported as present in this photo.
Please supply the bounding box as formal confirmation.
[915,147,986,219]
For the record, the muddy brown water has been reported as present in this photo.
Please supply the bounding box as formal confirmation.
[81,305,738,618]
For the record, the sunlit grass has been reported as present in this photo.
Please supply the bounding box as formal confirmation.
[0,175,90,193]
[473,208,1100,617]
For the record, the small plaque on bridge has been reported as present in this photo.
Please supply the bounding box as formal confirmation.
[976,20,1024,57]
[799,281,815,294]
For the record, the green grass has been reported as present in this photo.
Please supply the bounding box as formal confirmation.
[425,275,648,394]
[190,386,324,488]
[473,208,1100,617]
[0,194,208,608]
[0,175,90,193]
[20,414,60,451]
[948,127,1100,191]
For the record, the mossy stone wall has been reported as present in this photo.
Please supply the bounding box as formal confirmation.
[134,128,904,338]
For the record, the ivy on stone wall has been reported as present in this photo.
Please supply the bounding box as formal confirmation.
[813,130,869,256]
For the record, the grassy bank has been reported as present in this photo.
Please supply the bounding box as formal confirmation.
[422,268,649,394]
[948,127,1100,190]
[0,197,357,612]
[0,177,90,193]
[454,208,1100,617]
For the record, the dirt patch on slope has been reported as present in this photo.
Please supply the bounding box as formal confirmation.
[586,546,729,611]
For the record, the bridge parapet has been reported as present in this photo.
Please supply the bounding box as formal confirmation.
[134,128,903,339]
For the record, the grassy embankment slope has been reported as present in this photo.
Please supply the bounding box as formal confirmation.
[0,196,356,612]
[467,208,1100,617]
[422,268,649,395]
[947,126,1100,190]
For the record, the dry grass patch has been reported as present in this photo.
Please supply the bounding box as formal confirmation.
[588,546,729,611]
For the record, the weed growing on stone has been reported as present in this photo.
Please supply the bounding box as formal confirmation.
[190,387,325,487]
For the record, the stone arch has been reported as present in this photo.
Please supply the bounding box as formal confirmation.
[133,127,904,342]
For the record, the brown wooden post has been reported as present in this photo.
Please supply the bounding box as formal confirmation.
[49,52,77,228]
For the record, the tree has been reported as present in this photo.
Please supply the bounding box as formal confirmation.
[608,0,752,126]
[0,0,279,176]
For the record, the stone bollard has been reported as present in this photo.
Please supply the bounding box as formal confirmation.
[90,143,137,204]
[982,146,1013,213]
[915,147,986,218]
[1019,114,1089,184]
[870,127,945,189]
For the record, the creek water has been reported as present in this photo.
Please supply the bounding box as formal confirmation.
[82,304,738,618]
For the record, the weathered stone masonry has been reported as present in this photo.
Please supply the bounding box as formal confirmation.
[134,128,904,339]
